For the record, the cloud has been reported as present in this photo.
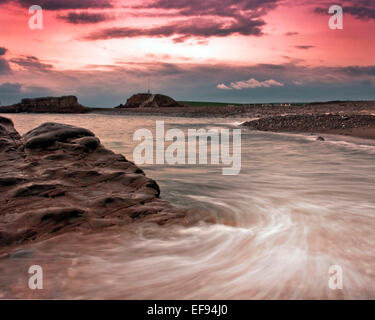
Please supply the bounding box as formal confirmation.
[344,6,375,20]
[337,66,375,76]
[295,45,315,50]
[219,78,284,90]
[0,58,10,74]
[284,32,299,36]
[0,82,22,105]
[0,82,21,94]
[85,0,282,42]
[85,17,266,42]
[0,82,55,105]
[0,47,10,74]
[58,12,112,24]
[10,56,53,72]
[2,52,375,106]
[217,83,232,90]
[134,0,280,16]
[1,0,113,10]
[0,47,7,56]
[315,1,375,21]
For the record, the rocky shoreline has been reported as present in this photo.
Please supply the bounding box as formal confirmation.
[242,114,375,139]
[92,100,375,118]
[0,116,198,252]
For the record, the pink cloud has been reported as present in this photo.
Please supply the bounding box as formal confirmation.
[217,83,232,90]
[223,78,284,90]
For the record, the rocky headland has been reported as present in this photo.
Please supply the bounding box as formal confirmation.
[0,96,88,114]
[0,116,194,252]
[117,93,182,109]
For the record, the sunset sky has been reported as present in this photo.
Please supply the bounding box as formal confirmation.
[0,0,375,107]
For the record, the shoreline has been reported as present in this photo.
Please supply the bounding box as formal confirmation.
[2,100,375,140]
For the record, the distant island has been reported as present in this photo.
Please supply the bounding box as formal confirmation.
[116,93,182,108]
[0,96,88,114]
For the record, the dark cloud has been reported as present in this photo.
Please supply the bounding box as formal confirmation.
[0,47,11,74]
[295,45,315,50]
[0,0,113,10]
[0,47,8,56]
[85,17,266,42]
[58,12,112,24]
[0,82,22,94]
[0,82,55,105]
[0,82,22,105]
[0,48,11,74]
[344,6,375,20]
[338,66,375,76]
[284,32,299,36]
[85,0,282,42]
[0,58,10,74]
[315,0,375,20]
[10,56,53,72]
[134,0,279,17]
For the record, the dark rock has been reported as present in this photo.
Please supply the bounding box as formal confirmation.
[77,136,100,151]
[0,177,25,187]
[242,114,375,133]
[0,117,191,248]
[121,93,181,108]
[24,123,94,149]
[9,249,33,259]
[316,136,325,141]
[0,96,88,114]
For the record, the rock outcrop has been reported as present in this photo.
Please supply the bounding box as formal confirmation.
[0,116,188,249]
[120,93,181,108]
[0,96,88,114]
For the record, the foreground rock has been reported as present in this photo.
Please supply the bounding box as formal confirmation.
[0,116,189,249]
[242,114,375,138]
[119,93,182,108]
[0,96,88,114]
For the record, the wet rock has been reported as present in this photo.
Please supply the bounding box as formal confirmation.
[9,249,33,259]
[0,117,187,248]
[0,177,25,187]
[0,252,9,259]
[77,136,100,151]
[24,123,94,149]
[12,183,64,198]
[316,136,325,141]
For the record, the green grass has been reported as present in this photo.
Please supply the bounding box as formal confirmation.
[179,101,243,107]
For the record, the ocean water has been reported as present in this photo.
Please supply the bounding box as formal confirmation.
[1,113,375,299]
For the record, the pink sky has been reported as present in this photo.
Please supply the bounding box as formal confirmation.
[1,0,375,106]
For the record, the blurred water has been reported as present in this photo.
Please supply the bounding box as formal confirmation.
[1,113,375,299]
